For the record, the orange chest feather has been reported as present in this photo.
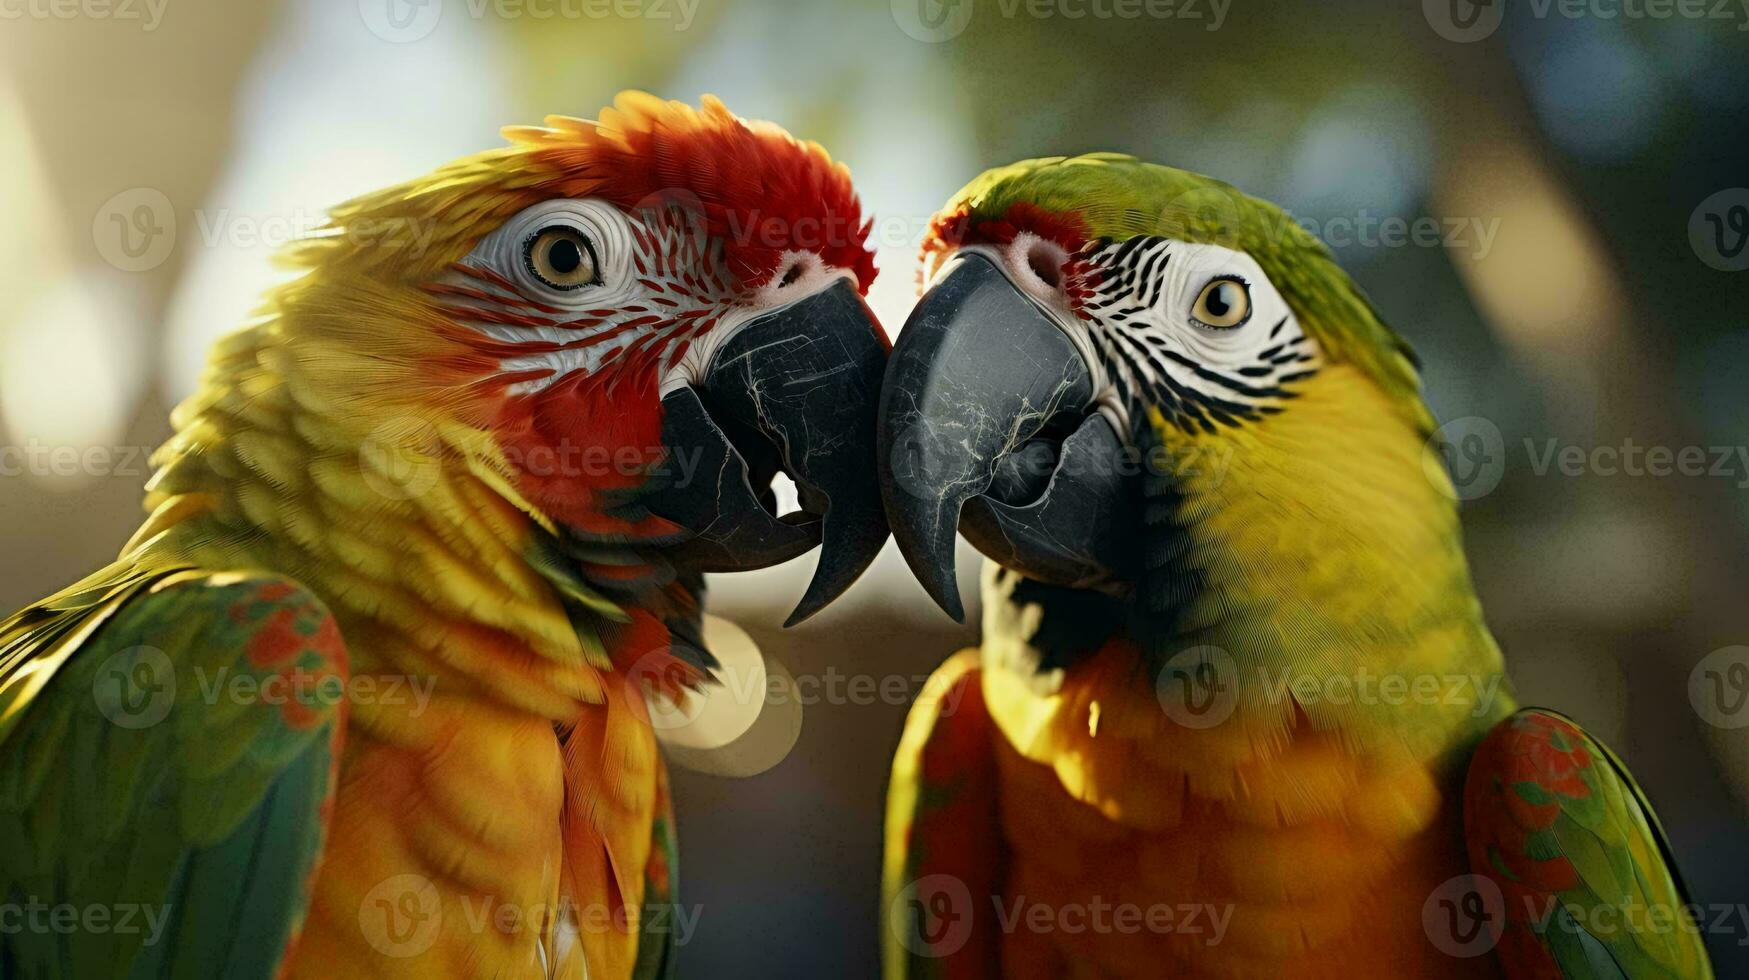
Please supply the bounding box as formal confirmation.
[983,663,1495,979]
[283,672,660,980]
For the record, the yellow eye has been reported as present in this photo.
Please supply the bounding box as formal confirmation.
[524,226,600,290]
[1191,277,1251,329]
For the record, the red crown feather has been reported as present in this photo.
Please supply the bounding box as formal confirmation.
[504,92,877,294]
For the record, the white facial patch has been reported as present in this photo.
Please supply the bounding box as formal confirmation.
[1072,235,1320,434]
[443,198,736,393]
[442,198,850,397]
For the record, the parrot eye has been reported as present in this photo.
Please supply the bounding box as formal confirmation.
[524,226,601,291]
[1190,277,1251,330]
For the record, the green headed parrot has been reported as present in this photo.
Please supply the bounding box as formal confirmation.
[0,91,890,980]
[875,154,1713,979]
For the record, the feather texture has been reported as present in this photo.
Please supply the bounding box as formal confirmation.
[885,157,1705,979]
[0,90,871,979]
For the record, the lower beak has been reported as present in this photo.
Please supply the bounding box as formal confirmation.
[878,254,1138,622]
[645,279,891,626]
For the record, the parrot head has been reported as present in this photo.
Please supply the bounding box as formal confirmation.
[273,92,889,628]
[879,154,1437,625]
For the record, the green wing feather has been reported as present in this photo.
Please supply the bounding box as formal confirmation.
[1463,708,1713,979]
[0,563,348,980]
[880,650,1002,980]
[631,759,679,980]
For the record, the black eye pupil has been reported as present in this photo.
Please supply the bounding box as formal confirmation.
[1206,283,1234,317]
[548,238,582,274]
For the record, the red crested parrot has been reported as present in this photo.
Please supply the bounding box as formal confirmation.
[0,92,890,980]
[876,154,1713,979]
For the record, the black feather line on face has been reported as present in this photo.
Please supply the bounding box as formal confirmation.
[1077,239,1318,436]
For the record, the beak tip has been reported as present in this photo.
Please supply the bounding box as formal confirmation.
[899,545,966,623]
[783,526,886,628]
[665,279,890,622]
[932,584,966,625]
[782,588,828,628]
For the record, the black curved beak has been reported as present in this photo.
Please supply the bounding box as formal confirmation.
[878,254,1138,622]
[645,279,891,626]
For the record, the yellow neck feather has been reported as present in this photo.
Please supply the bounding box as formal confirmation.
[1152,362,1512,752]
[125,322,608,721]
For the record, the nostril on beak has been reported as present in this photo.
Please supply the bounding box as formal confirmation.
[1005,232,1071,302]
[1026,239,1065,290]
[778,261,805,289]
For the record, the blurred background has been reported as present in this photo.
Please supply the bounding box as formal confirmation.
[3,0,1747,973]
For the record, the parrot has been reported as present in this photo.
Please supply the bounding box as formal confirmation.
[875,154,1714,979]
[0,91,891,980]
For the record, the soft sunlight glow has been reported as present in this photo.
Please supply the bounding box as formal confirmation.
[159,0,510,401]
[0,80,53,321]
[1438,140,1623,355]
[655,614,805,778]
[1,275,145,479]
[650,613,768,751]
[1,80,149,478]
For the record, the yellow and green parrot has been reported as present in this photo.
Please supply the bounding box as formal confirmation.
[877,155,1713,979]
[0,91,891,980]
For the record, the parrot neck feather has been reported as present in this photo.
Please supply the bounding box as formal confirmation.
[990,363,1513,760]
[124,319,684,721]
[1176,362,1513,755]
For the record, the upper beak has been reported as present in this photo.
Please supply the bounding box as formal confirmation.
[644,279,891,626]
[878,253,1138,622]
